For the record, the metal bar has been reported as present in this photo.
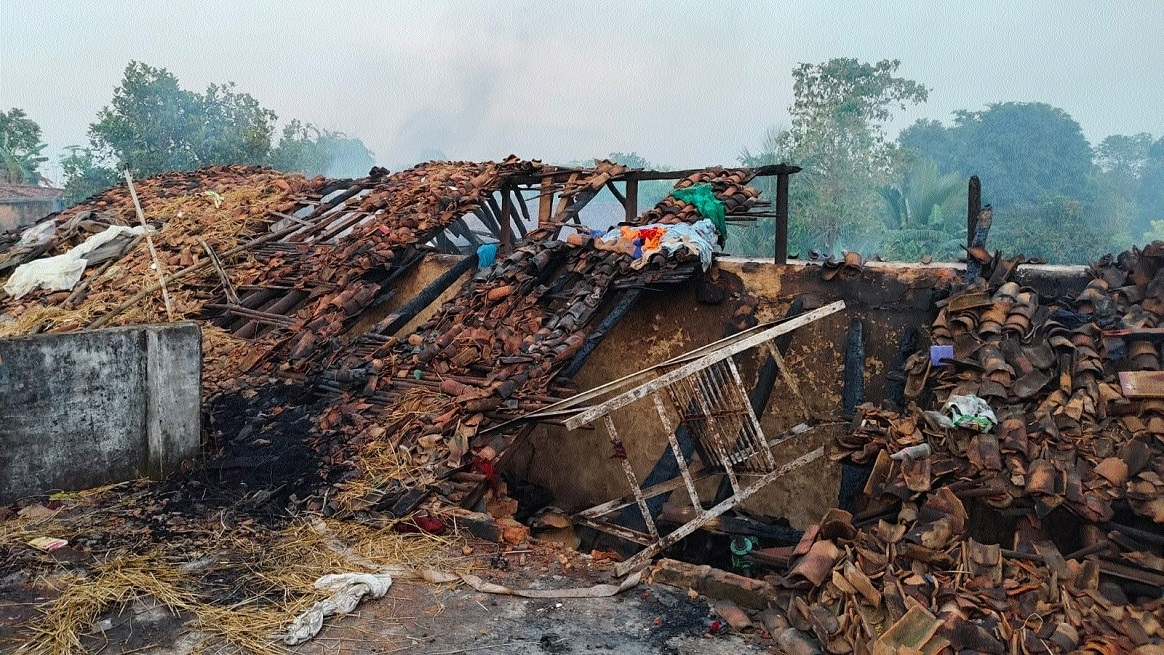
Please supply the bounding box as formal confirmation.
[725,357,775,470]
[764,341,811,422]
[572,516,654,546]
[653,393,702,510]
[575,471,711,519]
[624,179,638,224]
[563,301,846,430]
[204,303,296,326]
[613,447,825,576]
[689,368,740,494]
[774,172,790,265]
[623,164,800,182]
[603,415,659,542]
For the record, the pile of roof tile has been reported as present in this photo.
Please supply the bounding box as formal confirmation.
[639,167,760,224]
[796,243,1164,653]
[0,167,321,351]
[765,499,1164,654]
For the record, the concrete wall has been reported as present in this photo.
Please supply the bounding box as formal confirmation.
[0,200,62,233]
[0,322,201,503]
[503,259,1090,530]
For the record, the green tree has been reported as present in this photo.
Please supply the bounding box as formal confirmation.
[0,108,48,184]
[728,127,793,256]
[991,197,1125,264]
[1138,137,1164,233]
[899,103,1092,208]
[88,62,276,176]
[734,59,928,258]
[59,146,121,205]
[271,120,376,179]
[878,155,965,260]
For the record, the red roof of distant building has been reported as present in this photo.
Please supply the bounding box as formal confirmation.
[0,184,64,203]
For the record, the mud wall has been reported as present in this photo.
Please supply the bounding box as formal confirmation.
[503,259,1090,530]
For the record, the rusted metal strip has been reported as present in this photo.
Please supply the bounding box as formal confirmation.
[613,447,825,577]
[724,357,775,470]
[603,415,660,543]
[653,393,702,510]
[563,301,846,430]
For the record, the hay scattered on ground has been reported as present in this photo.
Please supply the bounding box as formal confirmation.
[11,511,464,655]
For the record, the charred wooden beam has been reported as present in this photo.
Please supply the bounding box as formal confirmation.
[774,170,791,265]
[371,252,480,338]
[967,175,981,248]
[624,179,638,224]
[498,188,514,255]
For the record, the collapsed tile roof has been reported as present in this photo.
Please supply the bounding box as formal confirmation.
[772,247,1164,653]
[0,158,767,517]
[8,157,1164,653]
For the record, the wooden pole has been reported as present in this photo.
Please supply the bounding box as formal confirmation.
[198,237,240,305]
[123,168,174,320]
[538,177,553,227]
[624,179,638,224]
[774,172,790,265]
[499,186,514,255]
[967,175,981,248]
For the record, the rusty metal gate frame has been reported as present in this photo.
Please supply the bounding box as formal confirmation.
[559,300,845,576]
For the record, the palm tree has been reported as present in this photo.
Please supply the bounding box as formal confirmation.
[879,156,964,260]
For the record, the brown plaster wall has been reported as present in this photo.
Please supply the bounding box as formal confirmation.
[345,253,472,338]
[504,259,1090,530]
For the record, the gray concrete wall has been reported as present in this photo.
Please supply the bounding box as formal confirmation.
[0,322,201,503]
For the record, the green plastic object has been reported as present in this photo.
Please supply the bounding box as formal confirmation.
[670,183,727,237]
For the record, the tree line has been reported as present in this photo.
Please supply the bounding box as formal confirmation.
[3,59,1161,265]
[725,59,1164,265]
[3,62,375,205]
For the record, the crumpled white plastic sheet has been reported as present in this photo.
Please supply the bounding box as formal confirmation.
[283,572,393,646]
[4,225,149,299]
[18,220,57,247]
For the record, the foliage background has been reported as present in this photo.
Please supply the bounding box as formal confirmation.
[4,58,1162,266]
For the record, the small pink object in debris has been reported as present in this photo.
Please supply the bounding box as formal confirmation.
[28,537,67,551]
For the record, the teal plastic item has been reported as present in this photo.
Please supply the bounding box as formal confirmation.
[476,243,498,268]
[670,183,727,237]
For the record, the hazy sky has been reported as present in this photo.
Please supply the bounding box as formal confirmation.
[3,0,1162,180]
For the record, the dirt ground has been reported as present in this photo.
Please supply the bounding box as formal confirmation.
[1,538,768,655]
